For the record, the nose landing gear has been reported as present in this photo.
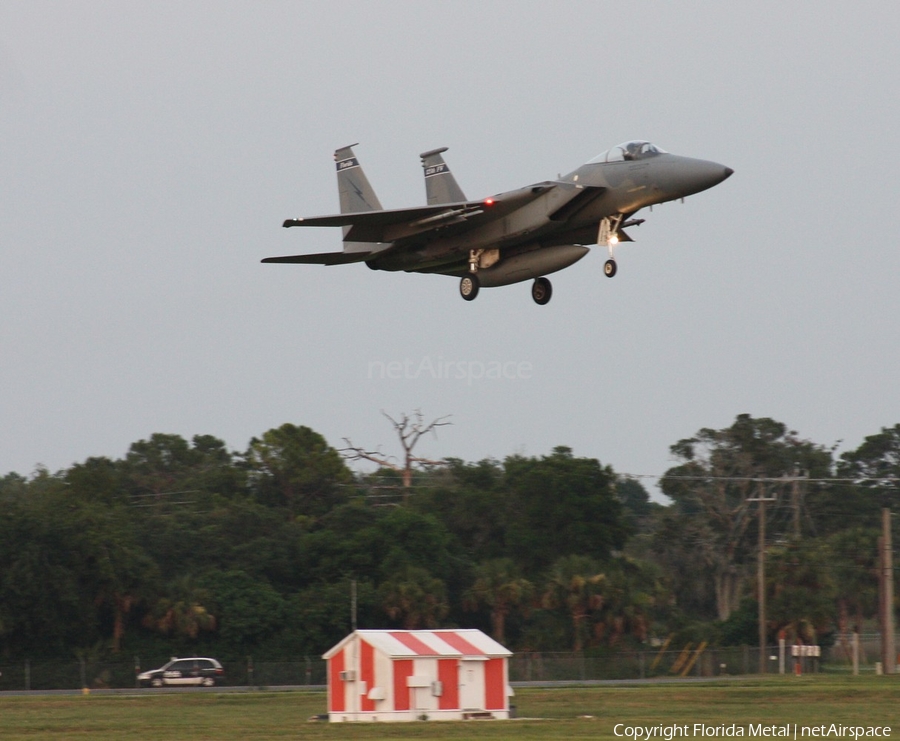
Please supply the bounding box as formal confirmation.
[599,216,621,278]
[596,215,644,278]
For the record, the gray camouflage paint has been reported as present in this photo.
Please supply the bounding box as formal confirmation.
[264,141,732,301]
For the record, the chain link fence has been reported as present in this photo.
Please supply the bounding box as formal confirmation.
[0,658,328,692]
[0,636,892,691]
[510,647,798,681]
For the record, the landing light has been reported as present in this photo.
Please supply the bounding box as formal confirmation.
[609,234,619,245]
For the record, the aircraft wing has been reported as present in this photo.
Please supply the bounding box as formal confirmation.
[283,202,486,243]
[282,183,559,244]
[282,204,478,229]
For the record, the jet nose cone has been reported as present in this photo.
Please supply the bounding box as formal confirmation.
[684,160,733,195]
[689,160,733,192]
[655,155,734,201]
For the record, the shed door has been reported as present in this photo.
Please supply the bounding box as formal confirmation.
[459,660,485,710]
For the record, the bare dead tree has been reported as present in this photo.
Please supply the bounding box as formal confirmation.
[341,410,452,492]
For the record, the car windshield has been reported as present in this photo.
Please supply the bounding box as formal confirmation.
[588,141,667,164]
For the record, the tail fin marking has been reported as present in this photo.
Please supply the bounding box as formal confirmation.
[420,147,467,205]
[334,144,382,253]
[335,144,383,214]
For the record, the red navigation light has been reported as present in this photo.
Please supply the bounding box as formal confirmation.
[484,198,495,206]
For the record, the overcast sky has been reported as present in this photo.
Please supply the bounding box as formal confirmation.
[2,1,898,498]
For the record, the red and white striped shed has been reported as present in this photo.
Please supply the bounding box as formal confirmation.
[322,629,512,722]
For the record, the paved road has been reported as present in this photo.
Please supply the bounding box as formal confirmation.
[0,675,755,697]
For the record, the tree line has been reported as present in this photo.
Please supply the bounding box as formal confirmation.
[0,414,897,663]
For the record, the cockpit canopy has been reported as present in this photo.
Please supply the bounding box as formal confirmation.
[588,141,668,164]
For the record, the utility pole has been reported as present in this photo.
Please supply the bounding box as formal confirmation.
[882,508,895,674]
[749,483,777,674]
[791,468,806,539]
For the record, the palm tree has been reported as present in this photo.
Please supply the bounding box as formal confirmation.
[591,557,667,646]
[542,555,606,652]
[464,558,533,645]
[766,539,837,644]
[379,566,448,629]
[828,527,879,638]
[143,576,217,639]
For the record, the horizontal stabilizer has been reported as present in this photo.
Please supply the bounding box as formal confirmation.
[261,251,371,265]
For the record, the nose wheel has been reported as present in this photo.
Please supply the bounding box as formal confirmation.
[599,216,623,278]
[532,277,552,305]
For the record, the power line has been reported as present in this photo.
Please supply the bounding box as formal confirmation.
[622,474,900,485]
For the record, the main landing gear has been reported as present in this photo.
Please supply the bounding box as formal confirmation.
[459,248,554,305]
[531,277,552,305]
[459,273,479,301]
[460,249,483,302]
[459,273,554,305]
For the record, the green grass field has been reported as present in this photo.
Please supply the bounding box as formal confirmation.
[0,677,897,741]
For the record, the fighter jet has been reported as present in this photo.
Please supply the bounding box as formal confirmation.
[263,141,732,304]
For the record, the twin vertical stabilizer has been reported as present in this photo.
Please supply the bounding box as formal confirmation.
[334,144,382,253]
[334,144,383,214]
[420,147,467,205]
[333,144,467,252]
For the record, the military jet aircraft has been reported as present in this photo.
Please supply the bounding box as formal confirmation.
[263,141,732,304]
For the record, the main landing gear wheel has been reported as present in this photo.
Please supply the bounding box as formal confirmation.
[531,277,552,305]
[460,274,480,301]
[604,259,618,278]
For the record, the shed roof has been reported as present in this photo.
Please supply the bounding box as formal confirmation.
[323,629,511,660]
